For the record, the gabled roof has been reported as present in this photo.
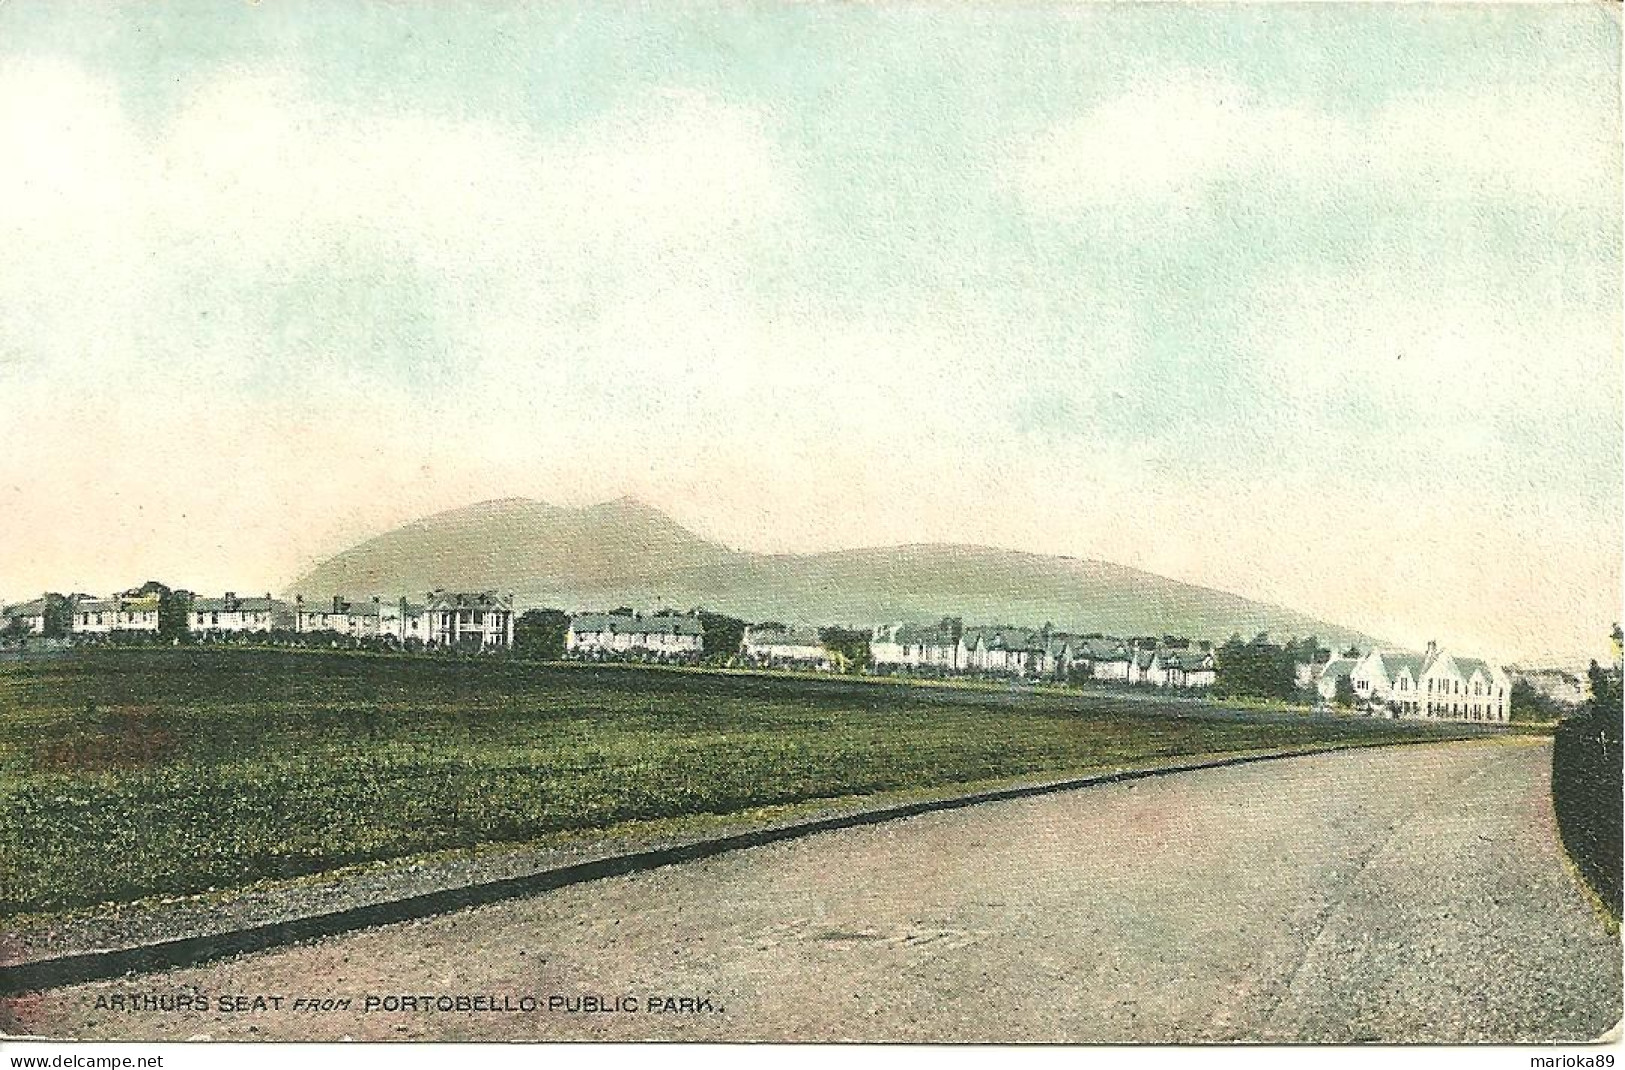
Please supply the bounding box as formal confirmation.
[426,590,513,611]
[570,613,703,637]
[302,600,378,618]
[3,598,50,617]
[893,623,959,646]
[1079,639,1131,662]
[1364,650,1427,680]
[746,624,823,647]
[77,595,159,613]
[193,596,284,613]
[1318,657,1358,682]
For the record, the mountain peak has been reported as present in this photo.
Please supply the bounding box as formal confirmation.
[286,495,1378,648]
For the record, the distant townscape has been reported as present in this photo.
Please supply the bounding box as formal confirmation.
[0,580,1532,724]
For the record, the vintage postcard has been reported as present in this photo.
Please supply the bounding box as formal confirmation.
[0,0,1620,1054]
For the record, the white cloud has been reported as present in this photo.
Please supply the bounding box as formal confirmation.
[1015,75,1343,211]
[1012,72,1620,213]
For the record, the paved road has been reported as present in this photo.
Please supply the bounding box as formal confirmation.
[6,738,1617,1043]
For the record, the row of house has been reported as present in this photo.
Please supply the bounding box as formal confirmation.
[7,589,1513,723]
[564,613,704,658]
[560,615,1218,688]
[869,624,1218,687]
[1306,642,1512,723]
[2,590,516,648]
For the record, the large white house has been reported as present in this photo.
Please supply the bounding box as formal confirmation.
[72,591,161,634]
[566,613,703,658]
[871,623,963,671]
[425,590,514,648]
[1349,642,1511,722]
[190,593,292,636]
[743,624,831,669]
[294,592,509,646]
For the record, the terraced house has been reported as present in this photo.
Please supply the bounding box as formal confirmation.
[1349,642,1511,722]
[1,597,50,635]
[566,612,703,658]
[295,595,385,637]
[190,593,292,636]
[743,624,832,670]
[72,591,161,634]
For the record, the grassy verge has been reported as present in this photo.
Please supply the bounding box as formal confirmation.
[1,647,1481,917]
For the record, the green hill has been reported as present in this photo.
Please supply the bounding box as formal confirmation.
[285,497,1380,647]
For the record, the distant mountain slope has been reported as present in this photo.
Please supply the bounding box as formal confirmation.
[285,497,1380,647]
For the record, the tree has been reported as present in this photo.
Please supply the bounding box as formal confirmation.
[819,627,871,674]
[1334,674,1356,708]
[1215,633,1297,701]
[0,615,30,644]
[698,611,746,662]
[42,593,73,638]
[515,609,569,660]
[1509,678,1564,723]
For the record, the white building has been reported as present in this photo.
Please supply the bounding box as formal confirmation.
[190,593,292,636]
[1145,648,1217,689]
[566,613,703,658]
[1070,639,1132,681]
[425,591,514,649]
[1350,642,1511,722]
[2,597,50,635]
[295,596,383,637]
[871,623,962,671]
[72,591,162,634]
[1314,656,1360,702]
[963,627,1050,676]
[380,597,430,644]
[743,624,831,670]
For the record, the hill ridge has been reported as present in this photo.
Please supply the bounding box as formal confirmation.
[285,497,1380,647]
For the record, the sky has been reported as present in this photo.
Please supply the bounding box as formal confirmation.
[0,2,1619,665]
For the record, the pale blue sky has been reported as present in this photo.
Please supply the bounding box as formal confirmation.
[0,2,1619,663]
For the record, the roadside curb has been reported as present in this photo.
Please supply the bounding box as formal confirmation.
[0,738,1467,996]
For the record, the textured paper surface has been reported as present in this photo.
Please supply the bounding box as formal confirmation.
[0,1,1619,1049]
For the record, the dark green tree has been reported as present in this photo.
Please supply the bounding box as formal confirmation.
[1214,633,1297,701]
[698,611,746,662]
[515,609,570,660]
[1509,678,1565,723]
[819,626,872,673]
[1333,674,1356,708]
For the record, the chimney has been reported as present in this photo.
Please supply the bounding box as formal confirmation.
[1426,640,1438,660]
[333,595,343,614]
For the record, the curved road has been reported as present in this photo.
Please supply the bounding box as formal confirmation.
[8,738,1619,1043]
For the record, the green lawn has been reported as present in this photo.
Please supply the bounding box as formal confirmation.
[0,648,1481,916]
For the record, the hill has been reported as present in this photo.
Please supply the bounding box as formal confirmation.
[285,497,1380,647]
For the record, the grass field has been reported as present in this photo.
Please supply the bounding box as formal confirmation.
[0,648,1483,917]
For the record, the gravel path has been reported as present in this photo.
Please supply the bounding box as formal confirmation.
[5,738,1616,1043]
